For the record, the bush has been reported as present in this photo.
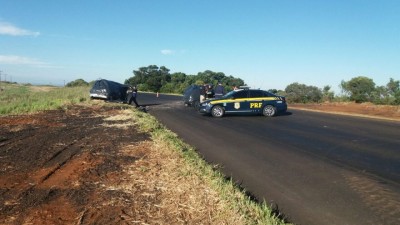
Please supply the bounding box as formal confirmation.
[66,79,89,87]
[285,82,322,103]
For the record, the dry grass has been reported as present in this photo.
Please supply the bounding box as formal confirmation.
[101,109,246,224]
[28,85,58,92]
[118,140,244,224]
[290,102,400,121]
[95,106,288,224]
[102,109,136,129]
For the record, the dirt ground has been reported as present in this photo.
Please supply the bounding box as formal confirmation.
[0,104,247,225]
[290,102,400,121]
[0,102,398,225]
[0,105,155,225]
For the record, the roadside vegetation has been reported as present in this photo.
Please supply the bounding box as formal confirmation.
[23,64,398,106]
[0,82,90,115]
[0,83,289,224]
[282,77,400,105]
[123,65,400,105]
[124,65,245,94]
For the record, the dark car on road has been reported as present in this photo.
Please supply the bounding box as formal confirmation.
[183,85,201,108]
[199,88,287,118]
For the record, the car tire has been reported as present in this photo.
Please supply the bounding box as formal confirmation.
[193,101,200,110]
[263,105,276,117]
[211,105,225,118]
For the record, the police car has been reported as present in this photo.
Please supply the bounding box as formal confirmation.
[198,88,287,118]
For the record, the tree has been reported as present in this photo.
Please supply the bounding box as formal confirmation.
[159,82,175,93]
[125,65,171,92]
[171,72,187,84]
[387,78,399,93]
[387,78,400,105]
[65,79,89,87]
[285,82,323,103]
[222,76,245,92]
[196,70,226,85]
[322,85,334,102]
[168,72,189,94]
[268,89,278,94]
[125,66,244,94]
[340,76,375,103]
[371,85,389,104]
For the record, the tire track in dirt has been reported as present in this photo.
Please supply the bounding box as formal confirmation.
[0,127,88,199]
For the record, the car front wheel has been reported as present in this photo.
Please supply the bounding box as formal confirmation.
[263,105,276,117]
[211,105,225,118]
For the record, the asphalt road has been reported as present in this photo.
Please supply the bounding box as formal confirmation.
[137,92,400,225]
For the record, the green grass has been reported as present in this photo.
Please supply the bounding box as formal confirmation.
[0,83,90,115]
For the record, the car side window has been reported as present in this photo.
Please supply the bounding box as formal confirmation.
[263,91,275,97]
[249,90,264,98]
[232,90,248,99]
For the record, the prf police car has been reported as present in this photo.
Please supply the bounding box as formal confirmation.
[199,88,287,118]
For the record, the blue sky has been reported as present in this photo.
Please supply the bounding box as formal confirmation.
[0,0,399,93]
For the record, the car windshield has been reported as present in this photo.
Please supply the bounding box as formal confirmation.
[223,90,237,98]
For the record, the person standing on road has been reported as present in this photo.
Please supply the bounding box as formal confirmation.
[214,82,225,99]
[200,85,206,103]
[127,85,140,108]
[206,84,214,99]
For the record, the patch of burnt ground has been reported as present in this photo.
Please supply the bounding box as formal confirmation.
[0,105,152,225]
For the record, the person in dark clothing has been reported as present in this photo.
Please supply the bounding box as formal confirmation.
[214,82,225,98]
[127,86,139,107]
[200,85,206,103]
[205,84,214,99]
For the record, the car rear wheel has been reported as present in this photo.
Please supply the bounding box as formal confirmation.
[263,105,276,117]
[211,105,225,118]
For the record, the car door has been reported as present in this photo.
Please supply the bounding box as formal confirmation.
[248,90,264,114]
[224,90,250,114]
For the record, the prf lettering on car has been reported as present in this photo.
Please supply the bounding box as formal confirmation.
[250,103,262,108]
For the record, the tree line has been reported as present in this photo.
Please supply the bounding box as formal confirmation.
[66,65,399,105]
[124,65,245,94]
[279,76,399,105]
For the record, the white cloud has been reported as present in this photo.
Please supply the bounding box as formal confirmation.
[0,22,40,37]
[0,55,50,67]
[161,49,186,55]
[161,49,175,55]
